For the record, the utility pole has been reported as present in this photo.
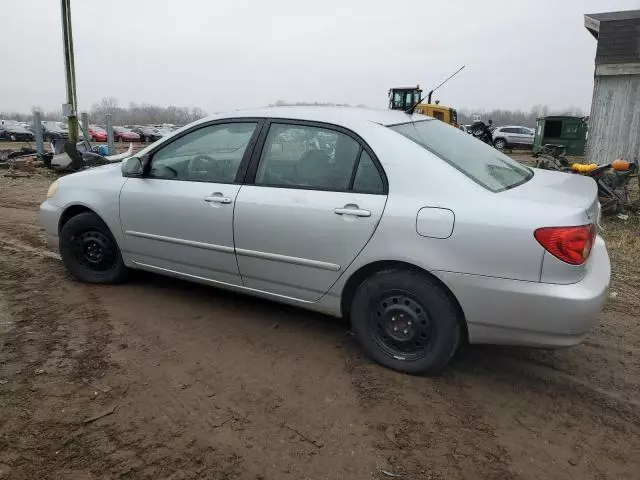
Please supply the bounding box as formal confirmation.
[60,0,81,167]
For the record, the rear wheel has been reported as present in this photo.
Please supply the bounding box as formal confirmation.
[350,269,461,375]
[59,212,128,284]
[494,138,507,150]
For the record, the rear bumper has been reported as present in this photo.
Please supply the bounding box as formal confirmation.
[435,236,610,347]
[39,199,62,252]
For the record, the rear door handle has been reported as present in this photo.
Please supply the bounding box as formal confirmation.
[204,194,232,204]
[334,207,371,217]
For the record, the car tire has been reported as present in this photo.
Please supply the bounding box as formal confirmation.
[350,269,461,375]
[494,138,507,150]
[59,212,128,284]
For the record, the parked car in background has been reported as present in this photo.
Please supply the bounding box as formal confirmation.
[89,125,108,142]
[41,121,69,141]
[130,126,163,142]
[40,107,610,375]
[112,126,140,142]
[492,126,534,150]
[0,120,35,141]
[152,125,174,137]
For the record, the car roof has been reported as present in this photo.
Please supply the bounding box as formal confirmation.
[197,106,426,127]
[498,125,530,129]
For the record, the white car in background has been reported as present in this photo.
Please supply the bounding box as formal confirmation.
[492,126,535,150]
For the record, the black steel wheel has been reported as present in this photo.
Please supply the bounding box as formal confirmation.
[350,269,461,375]
[371,291,432,361]
[60,212,128,284]
[70,230,116,272]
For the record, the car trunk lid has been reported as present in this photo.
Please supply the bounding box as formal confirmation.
[501,168,599,224]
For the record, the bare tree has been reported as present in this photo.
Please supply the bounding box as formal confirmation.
[87,97,208,126]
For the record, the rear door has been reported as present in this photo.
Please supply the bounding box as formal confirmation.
[233,121,387,301]
[518,127,534,146]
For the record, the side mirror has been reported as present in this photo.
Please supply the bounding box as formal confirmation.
[121,156,144,177]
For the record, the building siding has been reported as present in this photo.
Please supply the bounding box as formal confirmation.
[595,19,640,65]
[586,75,640,163]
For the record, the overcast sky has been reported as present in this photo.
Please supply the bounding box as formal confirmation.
[1,0,638,115]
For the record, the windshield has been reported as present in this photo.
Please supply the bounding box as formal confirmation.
[91,126,107,133]
[389,120,533,192]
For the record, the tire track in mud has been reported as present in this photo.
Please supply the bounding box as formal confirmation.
[346,337,640,480]
[0,249,115,478]
[0,250,243,479]
[345,353,516,479]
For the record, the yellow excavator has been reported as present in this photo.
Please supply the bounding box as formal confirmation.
[388,66,465,127]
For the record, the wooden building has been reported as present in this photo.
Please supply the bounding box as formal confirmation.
[584,10,640,163]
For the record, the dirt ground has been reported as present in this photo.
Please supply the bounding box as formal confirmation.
[1,152,639,479]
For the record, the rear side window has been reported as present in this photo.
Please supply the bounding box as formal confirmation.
[256,123,360,191]
[353,151,384,194]
[389,120,532,192]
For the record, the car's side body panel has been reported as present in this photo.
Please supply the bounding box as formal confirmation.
[40,107,610,351]
[119,179,243,286]
[233,186,386,301]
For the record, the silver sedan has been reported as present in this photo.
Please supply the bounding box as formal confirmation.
[40,107,610,374]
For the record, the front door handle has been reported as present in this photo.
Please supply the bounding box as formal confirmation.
[334,207,371,217]
[204,193,232,204]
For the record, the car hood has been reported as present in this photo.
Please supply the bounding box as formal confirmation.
[501,168,599,221]
[60,162,122,185]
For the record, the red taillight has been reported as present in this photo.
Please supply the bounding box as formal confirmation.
[534,224,596,265]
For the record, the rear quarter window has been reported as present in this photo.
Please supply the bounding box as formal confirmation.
[389,120,532,192]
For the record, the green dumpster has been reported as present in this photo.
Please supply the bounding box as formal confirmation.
[532,116,588,156]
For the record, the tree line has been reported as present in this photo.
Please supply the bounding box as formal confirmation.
[0,97,208,126]
[457,104,586,127]
[2,98,586,128]
[268,101,586,127]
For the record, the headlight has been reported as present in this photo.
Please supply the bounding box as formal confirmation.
[46,180,59,199]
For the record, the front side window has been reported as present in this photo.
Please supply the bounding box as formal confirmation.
[389,120,532,192]
[150,122,257,182]
[256,123,360,191]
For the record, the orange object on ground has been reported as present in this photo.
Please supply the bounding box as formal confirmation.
[612,159,631,171]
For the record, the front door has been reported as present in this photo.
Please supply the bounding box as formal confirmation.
[233,121,388,301]
[119,120,261,285]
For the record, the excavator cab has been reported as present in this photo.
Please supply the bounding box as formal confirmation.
[388,86,423,111]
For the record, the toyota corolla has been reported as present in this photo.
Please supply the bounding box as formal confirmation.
[40,107,610,374]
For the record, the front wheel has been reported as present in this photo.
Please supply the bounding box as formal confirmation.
[494,138,506,150]
[350,269,461,375]
[59,212,128,284]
